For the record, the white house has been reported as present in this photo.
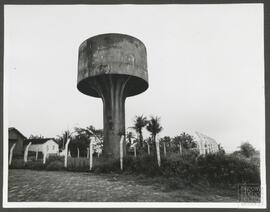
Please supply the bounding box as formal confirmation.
[24,138,59,160]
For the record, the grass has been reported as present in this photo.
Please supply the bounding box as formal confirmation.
[9,152,260,202]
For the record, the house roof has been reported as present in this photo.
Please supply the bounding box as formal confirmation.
[24,138,58,146]
[8,127,26,139]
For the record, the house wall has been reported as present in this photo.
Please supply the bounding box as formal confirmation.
[28,140,59,156]
[9,129,25,156]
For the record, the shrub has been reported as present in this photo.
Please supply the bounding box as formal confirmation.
[46,160,64,171]
[66,157,89,172]
[197,154,260,185]
[9,159,25,169]
[93,153,260,187]
[25,160,46,170]
[46,155,64,163]
[124,155,161,176]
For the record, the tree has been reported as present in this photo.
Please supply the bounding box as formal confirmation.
[126,131,135,153]
[74,125,103,156]
[239,142,255,158]
[218,143,225,155]
[172,132,197,154]
[146,116,163,142]
[126,131,135,145]
[57,130,73,150]
[145,137,153,155]
[179,132,196,149]
[132,115,148,147]
[172,136,183,155]
[160,136,171,156]
[146,116,163,166]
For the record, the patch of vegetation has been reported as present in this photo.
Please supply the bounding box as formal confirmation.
[25,160,46,170]
[46,160,65,171]
[93,153,260,188]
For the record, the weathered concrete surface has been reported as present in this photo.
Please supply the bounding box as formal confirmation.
[77,34,148,159]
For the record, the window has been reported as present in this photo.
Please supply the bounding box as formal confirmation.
[47,145,49,151]
[52,145,55,150]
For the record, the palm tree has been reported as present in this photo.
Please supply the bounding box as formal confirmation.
[57,130,73,150]
[172,132,196,155]
[146,116,163,141]
[146,116,163,166]
[132,115,148,147]
[179,132,195,149]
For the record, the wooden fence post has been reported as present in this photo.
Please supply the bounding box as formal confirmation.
[24,142,32,163]
[43,149,47,164]
[89,138,93,171]
[120,135,124,171]
[163,142,166,157]
[134,144,137,158]
[9,143,16,166]
[87,147,89,158]
[156,139,161,167]
[64,138,71,168]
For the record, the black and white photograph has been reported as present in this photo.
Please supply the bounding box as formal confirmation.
[3,3,267,208]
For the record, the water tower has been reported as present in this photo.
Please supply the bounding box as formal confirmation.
[77,33,148,159]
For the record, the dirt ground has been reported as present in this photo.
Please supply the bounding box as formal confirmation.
[8,169,238,202]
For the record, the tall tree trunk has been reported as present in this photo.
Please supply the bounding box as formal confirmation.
[139,130,143,147]
[35,151,38,160]
[77,148,80,158]
[147,143,150,155]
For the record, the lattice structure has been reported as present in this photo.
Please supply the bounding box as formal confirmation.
[194,132,219,155]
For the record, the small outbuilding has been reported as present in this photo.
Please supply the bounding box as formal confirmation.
[24,138,59,160]
[9,127,26,156]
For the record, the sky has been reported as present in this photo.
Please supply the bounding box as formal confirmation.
[4,4,264,153]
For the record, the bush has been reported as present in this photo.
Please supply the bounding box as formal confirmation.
[93,153,260,186]
[25,160,46,170]
[93,155,161,176]
[66,157,89,172]
[124,155,161,176]
[196,154,260,185]
[46,155,64,163]
[9,159,25,169]
[46,160,64,171]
